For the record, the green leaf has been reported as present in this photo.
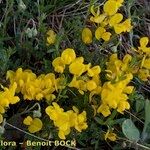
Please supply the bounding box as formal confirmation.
[122,119,140,142]
[94,117,104,125]
[108,118,126,126]
[142,99,150,141]
[144,100,150,131]
[136,99,145,112]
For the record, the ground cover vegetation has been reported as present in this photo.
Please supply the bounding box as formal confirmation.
[0,0,150,149]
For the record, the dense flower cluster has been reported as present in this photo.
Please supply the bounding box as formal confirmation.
[82,0,132,43]
[0,83,20,123]
[98,73,134,117]
[106,54,133,81]
[52,49,135,119]
[52,48,101,97]
[6,68,64,101]
[46,102,88,139]
[105,37,150,82]
[4,38,150,140]
[135,37,150,81]
[0,48,137,139]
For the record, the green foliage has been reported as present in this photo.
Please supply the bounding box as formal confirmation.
[122,119,140,142]
[142,99,150,142]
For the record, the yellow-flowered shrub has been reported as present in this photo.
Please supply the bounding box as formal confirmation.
[82,0,132,44]
[132,37,150,81]
[45,102,88,139]
[6,68,61,101]
[98,73,134,117]
[106,53,136,81]
[1,0,150,147]
[0,44,140,141]
[0,82,20,125]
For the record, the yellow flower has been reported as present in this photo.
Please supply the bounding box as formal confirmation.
[97,104,111,117]
[45,94,56,101]
[109,13,123,26]
[46,102,63,119]
[99,74,133,116]
[114,19,132,34]
[58,128,71,140]
[95,27,111,41]
[68,76,86,95]
[23,116,33,125]
[143,58,150,69]
[0,105,4,124]
[105,130,117,141]
[46,29,56,45]
[103,0,120,16]
[102,32,112,41]
[122,19,133,32]
[22,81,40,100]
[6,68,24,93]
[61,48,76,65]
[0,114,3,124]
[122,54,132,72]
[106,54,133,81]
[109,0,124,8]
[138,37,150,54]
[117,101,130,114]
[68,76,79,89]
[106,54,122,80]
[0,82,20,107]
[46,103,88,139]
[90,14,106,24]
[140,37,149,47]
[52,57,65,73]
[140,37,149,48]
[6,68,58,101]
[86,80,97,91]
[90,5,106,23]
[36,93,44,101]
[74,111,88,132]
[82,28,92,44]
[87,65,101,77]
[6,68,36,93]
[69,58,85,76]
[95,27,105,40]
[113,24,122,34]
[46,103,71,139]
[138,69,149,81]
[23,116,43,133]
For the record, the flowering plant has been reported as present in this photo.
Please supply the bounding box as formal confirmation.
[0,0,150,149]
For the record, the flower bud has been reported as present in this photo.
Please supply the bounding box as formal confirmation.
[18,0,26,11]
[0,126,5,135]
[33,110,41,118]
[82,28,92,44]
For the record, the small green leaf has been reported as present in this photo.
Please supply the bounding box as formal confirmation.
[136,99,145,112]
[122,119,140,142]
[144,100,150,131]
[94,117,104,125]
